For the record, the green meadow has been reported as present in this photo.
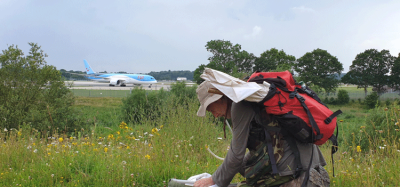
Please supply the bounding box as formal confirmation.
[1,89,400,186]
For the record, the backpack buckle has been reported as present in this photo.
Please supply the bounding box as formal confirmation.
[289,92,296,99]
[295,93,305,103]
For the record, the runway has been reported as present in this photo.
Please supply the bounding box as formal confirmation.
[65,81,194,90]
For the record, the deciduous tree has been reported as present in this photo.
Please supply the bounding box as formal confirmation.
[342,49,394,96]
[254,48,296,72]
[295,48,343,93]
[193,40,256,83]
[0,43,78,133]
[390,53,400,91]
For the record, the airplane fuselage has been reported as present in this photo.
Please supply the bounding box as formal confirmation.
[88,74,157,86]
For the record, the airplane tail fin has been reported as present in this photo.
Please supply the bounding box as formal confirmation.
[83,59,96,74]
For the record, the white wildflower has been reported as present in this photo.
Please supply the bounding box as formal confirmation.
[33,149,38,153]
[4,128,7,132]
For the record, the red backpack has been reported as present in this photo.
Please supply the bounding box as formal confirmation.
[246,70,341,186]
[247,70,341,147]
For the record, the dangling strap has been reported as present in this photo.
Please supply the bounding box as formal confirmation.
[301,142,315,187]
[264,129,279,175]
[330,124,339,177]
[324,110,342,124]
[280,128,303,178]
[223,100,231,139]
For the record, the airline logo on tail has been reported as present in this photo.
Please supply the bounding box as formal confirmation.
[84,59,96,74]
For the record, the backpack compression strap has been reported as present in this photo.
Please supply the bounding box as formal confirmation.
[293,93,322,140]
[264,129,279,175]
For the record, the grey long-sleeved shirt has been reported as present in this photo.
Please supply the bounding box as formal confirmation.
[211,101,327,187]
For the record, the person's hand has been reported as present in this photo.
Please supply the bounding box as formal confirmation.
[193,177,215,187]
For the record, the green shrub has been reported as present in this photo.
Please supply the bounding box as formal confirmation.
[323,97,330,104]
[337,89,350,105]
[169,81,198,106]
[121,88,168,124]
[0,43,80,133]
[329,97,336,105]
[385,99,392,107]
[365,92,379,109]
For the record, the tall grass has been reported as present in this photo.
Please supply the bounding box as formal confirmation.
[1,96,399,186]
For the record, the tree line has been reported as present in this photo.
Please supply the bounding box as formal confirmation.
[194,39,400,96]
[147,70,194,81]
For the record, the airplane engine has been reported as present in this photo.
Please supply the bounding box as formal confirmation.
[109,79,120,86]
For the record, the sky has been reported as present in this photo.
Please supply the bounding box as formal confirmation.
[1,0,400,74]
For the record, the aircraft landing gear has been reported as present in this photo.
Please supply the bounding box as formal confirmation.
[109,84,115,86]
[148,84,152,88]
[120,84,126,87]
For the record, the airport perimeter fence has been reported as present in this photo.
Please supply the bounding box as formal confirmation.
[70,89,138,98]
[70,88,400,100]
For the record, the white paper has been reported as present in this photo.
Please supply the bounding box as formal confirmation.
[200,68,269,103]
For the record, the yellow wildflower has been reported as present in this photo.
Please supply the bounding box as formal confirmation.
[119,122,128,129]
[17,131,22,136]
[104,147,108,153]
[357,146,361,153]
[59,138,63,142]
[145,154,150,159]
[117,131,120,135]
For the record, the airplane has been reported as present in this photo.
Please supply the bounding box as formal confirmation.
[83,60,157,87]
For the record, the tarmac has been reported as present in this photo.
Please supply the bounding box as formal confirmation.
[65,81,194,90]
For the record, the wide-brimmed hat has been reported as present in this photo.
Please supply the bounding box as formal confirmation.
[196,81,224,117]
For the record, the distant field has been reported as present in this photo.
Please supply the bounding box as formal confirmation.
[319,85,400,100]
[70,85,400,100]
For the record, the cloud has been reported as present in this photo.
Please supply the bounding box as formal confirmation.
[244,26,262,39]
[291,6,315,13]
